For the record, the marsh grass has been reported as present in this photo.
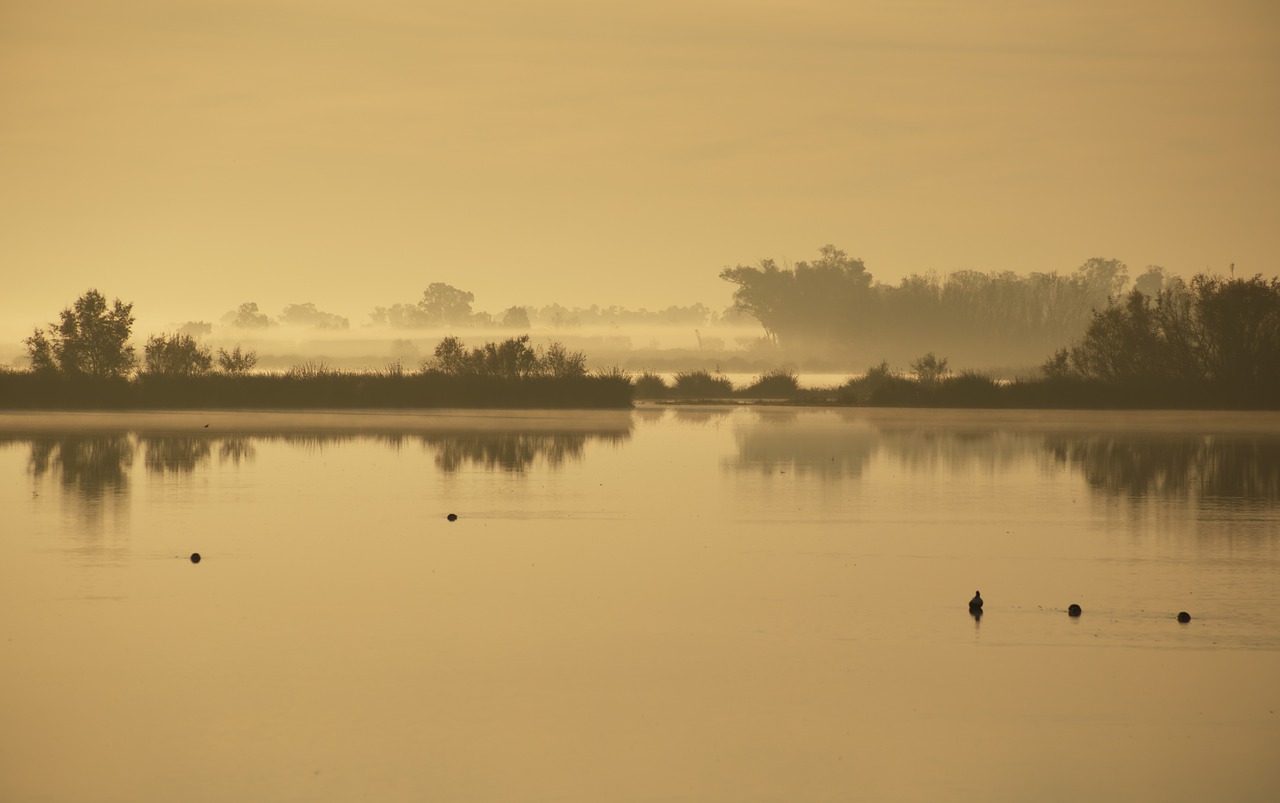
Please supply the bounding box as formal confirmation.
[632,371,670,399]
[672,369,734,399]
[741,368,801,398]
[0,369,633,410]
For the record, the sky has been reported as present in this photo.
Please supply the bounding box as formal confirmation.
[2,0,1278,331]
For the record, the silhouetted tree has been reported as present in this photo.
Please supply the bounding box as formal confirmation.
[177,321,213,338]
[539,342,587,379]
[420,283,475,326]
[143,333,213,377]
[217,345,258,375]
[279,302,349,330]
[223,302,272,329]
[500,306,532,328]
[23,289,136,377]
[720,248,1137,365]
[910,352,949,383]
[1049,273,1280,391]
[427,336,587,379]
[369,303,432,328]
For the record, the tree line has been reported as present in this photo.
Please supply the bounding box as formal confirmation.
[720,245,1167,366]
[6,290,631,409]
[368,282,731,330]
[1044,273,1279,391]
[24,290,258,378]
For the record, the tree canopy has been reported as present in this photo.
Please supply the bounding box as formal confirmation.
[24,289,136,378]
[143,333,213,377]
[719,246,1154,365]
[1047,274,1280,392]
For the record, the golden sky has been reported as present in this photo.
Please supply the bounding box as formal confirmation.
[2,0,1277,328]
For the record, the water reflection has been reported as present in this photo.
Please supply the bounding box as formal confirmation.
[733,418,877,478]
[730,415,1280,503]
[23,434,135,500]
[5,422,632,506]
[421,431,627,472]
[1047,435,1280,502]
[142,436,213,475]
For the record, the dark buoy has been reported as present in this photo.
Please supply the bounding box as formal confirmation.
[1068,604,1082,617]
[1177,611,1191,623]
[969,590,983,612]
[446,513,458,522]
[190,553,202,564]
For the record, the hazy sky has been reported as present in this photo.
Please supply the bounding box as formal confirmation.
[3,0,1277,329]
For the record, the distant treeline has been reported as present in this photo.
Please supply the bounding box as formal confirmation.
[637,267,1280,408]
[720,245,1168,366]
[7,290,630,409]
[367,282,738,330]
[10,270,1276,411]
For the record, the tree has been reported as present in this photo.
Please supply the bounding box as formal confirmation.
[23,289,136,377]
[910,352,949,384]
[419,283,475,326]
[279,302,349,330]
[222,302,272,329]
[143,333,213,377]
[1050,273,1280,389]
[720,245,874,344]
[500,306,531,329]
[177,321,213,338]
[537,342,587,379]
[369,303,432,328]
[427,336,585,379]
[217,345,258,375]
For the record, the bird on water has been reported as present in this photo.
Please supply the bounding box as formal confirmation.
[969,591,983,611]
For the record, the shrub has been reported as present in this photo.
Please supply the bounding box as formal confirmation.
[672,369,734,398]
[632,372,669,399]
[742,368,800,398]
[217,346,258,375]
[143,333,213,377]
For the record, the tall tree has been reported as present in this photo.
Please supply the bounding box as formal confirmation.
[24,289,136,378]
[419,283,475,326]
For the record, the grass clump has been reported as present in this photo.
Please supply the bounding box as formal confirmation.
[632,372,670,399]
[741,368,800,398]
[672,369,734,399]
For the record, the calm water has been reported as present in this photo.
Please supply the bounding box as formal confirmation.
[2,407,1278,803]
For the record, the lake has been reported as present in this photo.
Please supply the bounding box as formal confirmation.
[2,407,1278,802]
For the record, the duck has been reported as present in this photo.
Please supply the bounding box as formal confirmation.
[969,591,983,611]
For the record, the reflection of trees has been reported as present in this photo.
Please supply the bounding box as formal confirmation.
[731,415,1280,504]
[1048,436,1280,502]
[218,436,256,465]
[142,436,212,475]
[26,434,135,500]
[421,432,629,472]
[875,428,1040,473]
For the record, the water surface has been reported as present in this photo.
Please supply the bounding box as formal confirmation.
[2,408,1278,802]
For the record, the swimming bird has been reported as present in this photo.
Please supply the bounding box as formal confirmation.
[969,591,983,611]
